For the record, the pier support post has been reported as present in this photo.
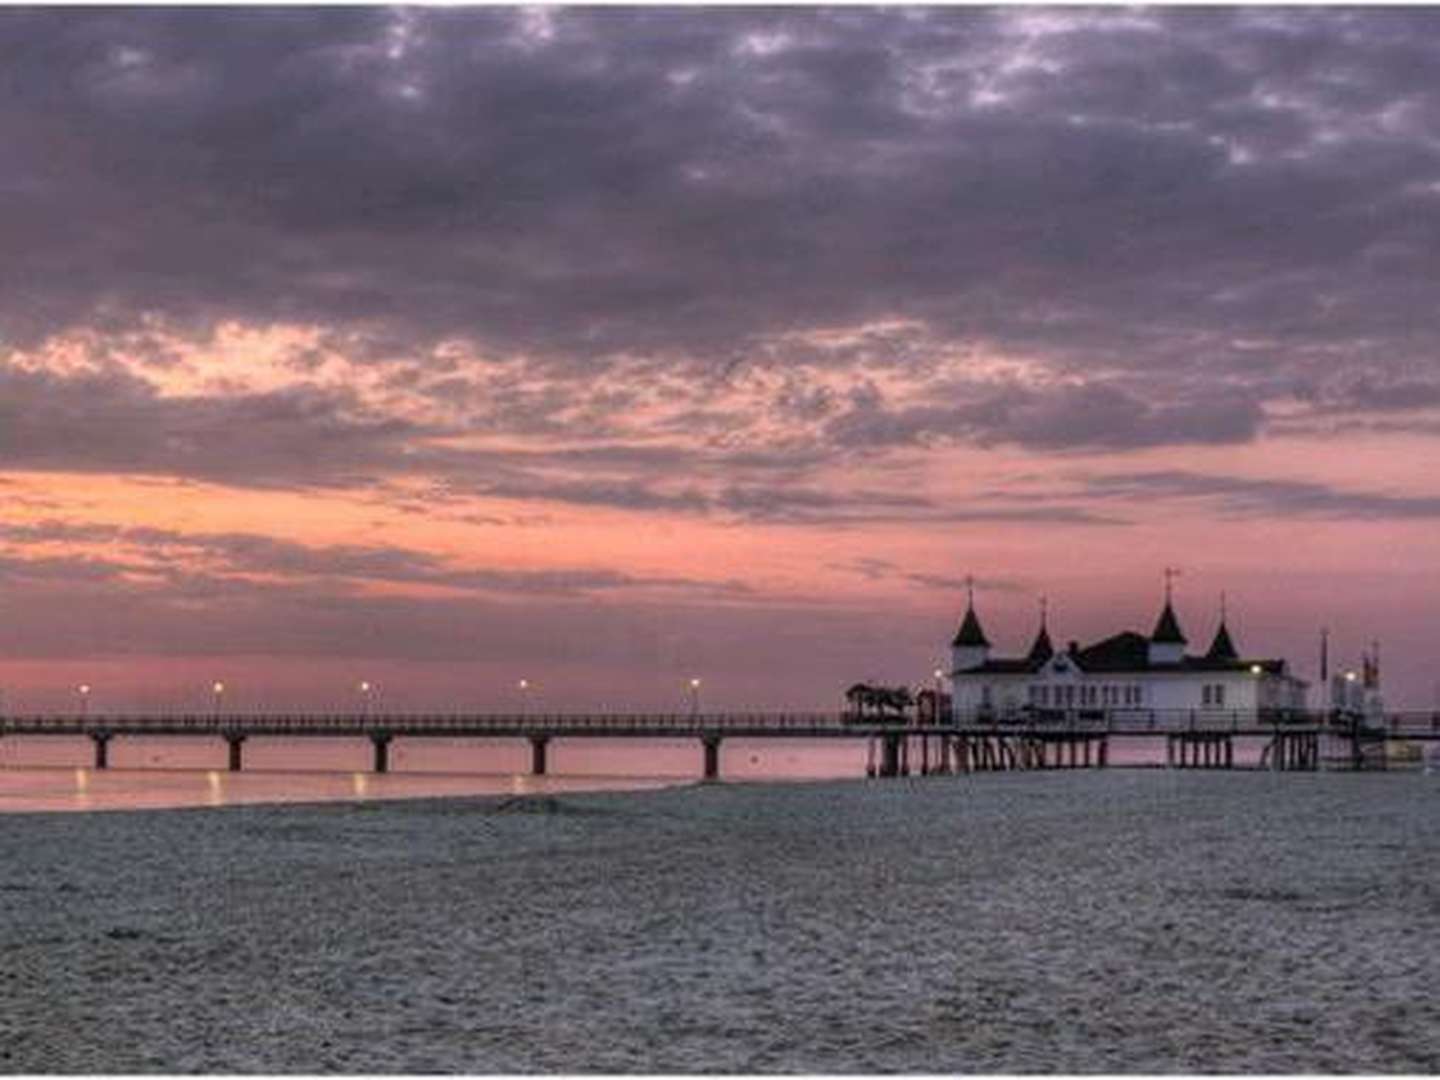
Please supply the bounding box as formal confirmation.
[226,733,246,773]
[91,732,111,770]
[702,736,722,781]
[1166,735,1175,769]
[371,732,393,774]
[1098,736,1109,768]
[1223,736,1233,770]
[530,735,550,777]
[880,732,903,778]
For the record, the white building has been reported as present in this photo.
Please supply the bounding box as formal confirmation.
[949,593,1309,723]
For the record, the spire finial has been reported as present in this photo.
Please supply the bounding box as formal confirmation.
[1163,566,1181,603]
[1039,593,1048,627]
[965,573,975,608]
[1220,590,1227,622]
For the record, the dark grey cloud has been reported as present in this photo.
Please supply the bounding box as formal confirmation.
[823,379,1265,451]
[1082,470,1440,520]
[0,521,749,598]
[3,5,1440,454]
[0,364,423,486]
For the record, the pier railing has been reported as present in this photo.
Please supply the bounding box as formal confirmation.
[1,709,1437,736]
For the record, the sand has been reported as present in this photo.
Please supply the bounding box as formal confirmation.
[1,770,1437,1073]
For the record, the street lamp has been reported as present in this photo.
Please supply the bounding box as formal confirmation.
[517,678,530,716]
[212,681,225,718]
[78,684,91,718]
[688,677,702,718]
[358,680,374,718]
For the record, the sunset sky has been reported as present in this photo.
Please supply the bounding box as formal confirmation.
[1,6,1437,713]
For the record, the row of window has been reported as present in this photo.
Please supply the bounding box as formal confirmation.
[1027,684,1145,708]
[1201,683,1227,707]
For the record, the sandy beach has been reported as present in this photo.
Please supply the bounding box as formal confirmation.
[2,770,1437,1073]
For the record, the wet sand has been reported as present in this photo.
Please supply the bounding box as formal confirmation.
[2,770,1437,1072]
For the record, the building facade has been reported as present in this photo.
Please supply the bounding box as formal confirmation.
[949,595,1309,723]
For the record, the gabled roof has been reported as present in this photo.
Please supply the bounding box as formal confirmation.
[952,605,990,648]
[1206,621,1238,661]
[1151,601,1187,644]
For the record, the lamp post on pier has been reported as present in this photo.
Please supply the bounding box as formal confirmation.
[517,678,531,717]
[359,680,374,719]
[78,684,91,719]
[688,677,702,719]
[212,681,225,719]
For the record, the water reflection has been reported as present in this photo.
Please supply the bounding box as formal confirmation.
[0,733,1284,814]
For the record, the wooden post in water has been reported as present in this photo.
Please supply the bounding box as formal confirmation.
[226,733,246,772]
[702,736,721,781]
[530,735,550,777]
[879,732,903,777]
[371,732,393,774]
[91,732,111,770]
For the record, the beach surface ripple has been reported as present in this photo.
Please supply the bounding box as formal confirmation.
[1,771,1437,1072]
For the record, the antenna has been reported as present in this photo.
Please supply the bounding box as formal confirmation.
[1163,566,1181,603]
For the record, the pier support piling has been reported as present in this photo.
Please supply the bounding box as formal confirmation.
[226,733,246,772]
[702,736,722,781]
[880,732,903,778]
[530,735,550,777]
[371,732,393,774]
[91,732,111,770]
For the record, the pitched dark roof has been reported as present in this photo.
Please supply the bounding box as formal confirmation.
[1151,601,1187,644]
[1073,632,1151,672]
[952,605,990,648]
[1206,621,1238,661]
[1026,623,1054,664]
[967,659,1038,674]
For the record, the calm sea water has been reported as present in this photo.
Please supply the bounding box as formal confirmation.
[0,732,1279,812]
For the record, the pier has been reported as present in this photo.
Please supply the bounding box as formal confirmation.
[1,710,1435,779]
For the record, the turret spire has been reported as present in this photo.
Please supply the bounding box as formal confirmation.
[1026,594,1054,664]
[1206,591,1238,661]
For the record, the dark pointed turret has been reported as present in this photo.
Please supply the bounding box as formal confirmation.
[1206,620,1237,661]
[1151,601,1187,645]
[1148,568,1188,665]
[1206,592,1237,661]
[952,605,990,648]
[1026,596,1053,664]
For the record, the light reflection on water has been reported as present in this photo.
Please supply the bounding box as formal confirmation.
[0,733,1276,812]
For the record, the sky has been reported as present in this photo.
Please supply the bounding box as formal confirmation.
[1,6,1437,713]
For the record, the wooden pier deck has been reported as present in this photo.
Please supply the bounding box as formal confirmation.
[1,711,1434,778]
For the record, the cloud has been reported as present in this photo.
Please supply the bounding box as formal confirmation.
[1081,470,1440,520]
[823,379,1265,451]
[0,521,750,598]
[3,6,1440,445]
